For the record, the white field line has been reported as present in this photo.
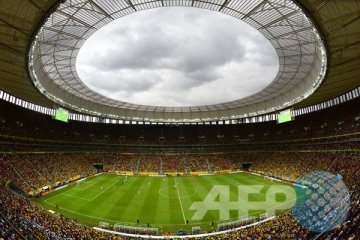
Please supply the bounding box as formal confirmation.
[89,178,120,201]
[45,186,74,202]
[45,201,114,222]
[46,200,207,228]
[77,178,106,191]
[63,193,92,201]
[43,174,301,228]
[174,177,187,224]
[45,198,281,228]
[223,175,299,213]
[46,177,107,202]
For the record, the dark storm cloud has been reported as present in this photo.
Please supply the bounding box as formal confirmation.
[76,7,278,106]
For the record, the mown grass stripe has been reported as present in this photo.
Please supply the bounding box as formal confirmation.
[34,173,296,233]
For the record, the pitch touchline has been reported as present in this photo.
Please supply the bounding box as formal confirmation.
[45,199,297,227]
[42,189,301,228]
[45,201,192,227]
[43,175,299,227]
[45,201,116,222]
[44,186,74,202]
[45,201,216,227]
[174,177,187,224]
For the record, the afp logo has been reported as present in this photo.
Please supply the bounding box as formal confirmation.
[292,171,350,233]
[190,184,296,221]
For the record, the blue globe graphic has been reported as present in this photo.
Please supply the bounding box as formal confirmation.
[292,171,350,233]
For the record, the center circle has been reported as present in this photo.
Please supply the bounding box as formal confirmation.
[77,7,278,107]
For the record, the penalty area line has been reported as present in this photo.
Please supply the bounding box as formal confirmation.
[174,177,187,224]
[89,178,120,201]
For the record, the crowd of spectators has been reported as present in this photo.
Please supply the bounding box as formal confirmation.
[247,152,334,181]
[103,154,138,173]
[0,171,128,239]
[0,150,359,239]
[162,154,188,173]
[208,186,360,240]
[316,187,360,240]
[0,78,359,239]
[2,151,360,192]
[1,96,359,151]
[1,154,98,192]
[138,154,161,173]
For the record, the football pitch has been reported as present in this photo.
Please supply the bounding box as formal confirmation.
[35,173,299,233]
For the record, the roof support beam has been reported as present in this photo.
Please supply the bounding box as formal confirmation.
[42,27,86,40]
[57,10,95,29]
[125,0,137,11]
[88,0,115,20]
[259,11,297,30]
[272,26,312,39]
[38,40,80,50]
[241,0,268,20]
[219,0,231,11]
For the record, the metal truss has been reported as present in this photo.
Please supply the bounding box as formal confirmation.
[28,0,327,122]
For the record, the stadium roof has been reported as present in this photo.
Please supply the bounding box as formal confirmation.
[0,0,359,122]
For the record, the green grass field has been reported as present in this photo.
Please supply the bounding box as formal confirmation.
[35,173,300,233]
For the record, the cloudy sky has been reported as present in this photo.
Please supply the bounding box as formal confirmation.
[76,7,278,107]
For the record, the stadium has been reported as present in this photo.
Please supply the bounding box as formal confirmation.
[0,0,359,239]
